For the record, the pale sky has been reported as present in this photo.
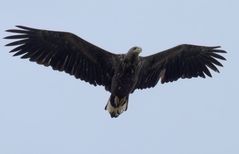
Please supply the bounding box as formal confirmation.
[0,0,238,154]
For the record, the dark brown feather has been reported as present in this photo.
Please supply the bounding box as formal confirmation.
[135,44,226,90]
[5,26,120,91]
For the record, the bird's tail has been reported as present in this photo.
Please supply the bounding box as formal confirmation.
[105,95,129,118]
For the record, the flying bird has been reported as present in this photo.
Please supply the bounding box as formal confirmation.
[4,26,227,118]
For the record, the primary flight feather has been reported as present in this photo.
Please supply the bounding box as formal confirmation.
[5,26,226,118]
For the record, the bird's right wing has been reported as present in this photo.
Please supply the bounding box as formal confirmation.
[5,26,121,91]
[135,44,227,90]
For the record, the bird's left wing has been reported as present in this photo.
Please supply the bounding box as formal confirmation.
[5,26,120,91]
[135,44,227,90]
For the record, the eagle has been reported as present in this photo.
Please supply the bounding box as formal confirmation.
[4,26,226,118]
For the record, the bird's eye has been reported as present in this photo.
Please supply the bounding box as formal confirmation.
[133,47,137,50]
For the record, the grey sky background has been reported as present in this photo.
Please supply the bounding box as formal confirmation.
[0,0,238,154]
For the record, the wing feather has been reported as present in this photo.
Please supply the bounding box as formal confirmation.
[135,44,226,89]
[5,26,120,91]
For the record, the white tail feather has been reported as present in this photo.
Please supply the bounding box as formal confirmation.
[105,96,128,118]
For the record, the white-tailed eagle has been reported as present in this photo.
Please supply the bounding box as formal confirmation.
[5,26,227,118]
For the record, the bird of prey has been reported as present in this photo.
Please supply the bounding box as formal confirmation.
[4,26,226,118]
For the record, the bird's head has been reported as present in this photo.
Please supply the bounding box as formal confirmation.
[125,46,142,62]
[128,46,142,55]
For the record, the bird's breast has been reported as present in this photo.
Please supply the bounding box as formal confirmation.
[111,63,141,96]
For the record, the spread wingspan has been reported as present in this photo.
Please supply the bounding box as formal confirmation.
[135,44,227,89]
[5,26,120,91]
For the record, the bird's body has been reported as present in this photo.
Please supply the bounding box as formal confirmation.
[5,26,227,118]
[106,47,142,117]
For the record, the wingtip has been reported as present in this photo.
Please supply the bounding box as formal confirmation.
[4,35,15,39]
[214,49,227,54]
[16,25,35,31]
[5,42,13,46]
[5,25,21,32]
[210,45,227,55]
[16,25,26,29]
[5,29,13,33]
[213,46,221,48]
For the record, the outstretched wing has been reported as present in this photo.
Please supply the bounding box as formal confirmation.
[5,26,120,91]
[135,44,227,90]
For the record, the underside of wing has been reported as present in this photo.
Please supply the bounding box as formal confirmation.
[135,44,227,90]
[5,26,120,91]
